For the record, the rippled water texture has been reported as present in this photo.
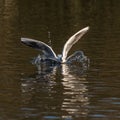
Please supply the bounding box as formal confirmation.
[0,1,120,120]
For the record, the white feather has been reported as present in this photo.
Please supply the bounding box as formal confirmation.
[62,26,89,63]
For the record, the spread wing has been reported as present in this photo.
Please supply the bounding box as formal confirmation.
[21,38,57,59]
[62,26,89,63]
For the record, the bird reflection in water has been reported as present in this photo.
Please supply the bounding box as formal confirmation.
[20,60,89,119]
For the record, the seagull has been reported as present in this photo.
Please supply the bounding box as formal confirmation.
[21,26,89,64]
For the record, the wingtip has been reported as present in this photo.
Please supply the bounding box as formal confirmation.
[21,38,27,42]
[21,38,35,44]
[21,38,32,45]
[21,38,25,43]
[79,26,89,34]
[84,26,90,31]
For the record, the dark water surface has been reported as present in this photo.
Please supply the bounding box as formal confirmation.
[0,0,120,120]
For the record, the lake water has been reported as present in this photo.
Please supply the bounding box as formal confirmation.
[0,0,120,120]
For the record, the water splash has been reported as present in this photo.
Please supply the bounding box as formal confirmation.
[31,50,90,73]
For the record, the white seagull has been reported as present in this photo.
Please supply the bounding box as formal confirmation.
[21,26,89,64]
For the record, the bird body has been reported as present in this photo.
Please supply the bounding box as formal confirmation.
[21,27,89,64]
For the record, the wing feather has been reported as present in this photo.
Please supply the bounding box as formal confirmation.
[62,26,89,63]
[21,38,57,59]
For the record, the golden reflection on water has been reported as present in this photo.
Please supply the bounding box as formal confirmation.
[61,64,89,116]
[20,63,89,118]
